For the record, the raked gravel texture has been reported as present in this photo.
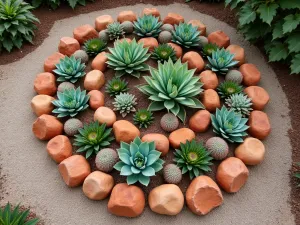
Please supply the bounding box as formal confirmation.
[0,3,295,225]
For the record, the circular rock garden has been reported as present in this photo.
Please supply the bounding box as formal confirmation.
[30,8,271,218]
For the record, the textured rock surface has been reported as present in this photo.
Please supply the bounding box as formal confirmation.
[201,89,221,112]
[58,37,80,56]
[34,72,57,96]
[167,42,182,58]
[163,12,184,25]
[44,52,65,72]
[248,110,271,140]
[200,70,218,90]
[226,44,245,66]
[169,128,195,148]
[91,52,108,72]
[73,24,98,44]
[84,70,105,91]
[46,135,72,163]
[32,115,63,140]
[117,11,137,23]
[188,19,206,36]
[189,109,211,133]
[244,86,270,110]
[208,30,230,48]
[113,120,140,143]
[142,133,169,156]
[31,95,55,116]
[240,64,261,86]
[182,51,205,73]
[88,90,105,110]
[138,37,159,52]
[95,15,114,32]
[142,8,160,18]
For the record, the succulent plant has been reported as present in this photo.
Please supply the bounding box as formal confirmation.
[160,113,179,132]
[107,22,125,40]
[133,109,154,128]
[163,164,182,184]
[64,118,83,136]
[205,137,229,160]
[114,137,164,186]
[151,44,177,63]
[121,21,134,34]
[225,93,253,117]
[105,77,129,97]
[99,29,109,42]
[74,121,114,158]
[138,59,204,122]
[72,50,89,63]
[201,43,219,58]
[52,87,89,118]
[161,23,174,32]
[158,31,172,44]
[133,14,162,37]
[217,81,243,99]
[174,139,213,180]
[83,38,107,57]
[113,93,137,117]
[53,56,86,83]
[171,22,201,48]
[95,148,119,172]
[106,38,150,78]
[57,82,75,92]
[225,70,243,84]
[207,48,239,75]
[211,106,249,143]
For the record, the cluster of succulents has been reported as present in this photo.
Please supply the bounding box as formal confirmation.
[83,38,107,56]
[106,22,125,40]
[225,93,253,117]
[133,14,162,37]
[105,77,129,97]
[133,109,154,128]
[113,92,137,117]
[217,80,243,99]
[152,44,177,63]
[172,22,201,48]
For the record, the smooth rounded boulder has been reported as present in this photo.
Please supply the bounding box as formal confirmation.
[31,95,55,116]
[46,135,72,163]
[240,64,261,86]
[169,128,195,149]
[201,89,221,112]
[244,86,270,110]
[189,109,211,132]
[34,72,57,96]
[208,30,230,48]
[117,11,137,23]
[32,115,63,140]
[142,8,160,18]
[163,13,184,25]
[113,120,140,143]
[142,133,169,156]
[95,15,114,32]
[58,37,80,56]
[73,24,98,44]
[138,37,158,52]
[200,70,218,90]
[248,110,271,140]
[182,51,204,73]
[91,52,107,72]
[44,52,65,72]
[84,70,105,91]
[226,44,245,66]
[94,106,116,127]
[167,42,182,58]
[188,19,206,36]
[88,90,105,110]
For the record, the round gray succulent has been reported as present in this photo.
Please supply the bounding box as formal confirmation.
[225,93,253,117]
[121,21,134,34]
[113,92,137,117]
[99,29,109,42]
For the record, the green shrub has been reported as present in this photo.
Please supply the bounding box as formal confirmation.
[30,0,93,9]
[225,0,300,74]
[295,162,300,187]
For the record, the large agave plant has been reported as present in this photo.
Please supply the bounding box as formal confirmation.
[225,93,253,117]
[138,59,204,122]
[133,14,162,37]
[52,87,89,118]
[53,56,86,83]
[171,22,201,48]
[114,137,164,186]
[106,38,150,78]
[211,106,249,143]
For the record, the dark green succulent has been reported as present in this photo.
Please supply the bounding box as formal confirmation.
[113,92,137,117]
[74,121,114,158]
[107,22,125,40]
[52,87,89,118]
[83,38,107,57]
[217,81,243,99]
[133,109,154,128]
[105,77,129,97]
[225,93,253,117]
[294,162,300,187]
[174,139,213,180]
[114,137,164,186]
[152,44,177,63]
[201,43,219,58]
[133,14,162,37]
[171,22,201,48]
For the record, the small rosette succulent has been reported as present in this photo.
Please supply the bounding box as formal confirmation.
[225,93,253,117]
[217,81,243,99]
[201,43,219,58]
[152,44,177,63]
[114,137,164,186]
[105,77,129,97]
[113,92,137,117]
[53,56,86,83]
[106,22,125,40]
[133,14,162,37]
[171,22,201,48]
[106,38,150,78]
[133,109,154,128]
[83,38,107,56]
[211,106,249,143]
[52,87,89,118]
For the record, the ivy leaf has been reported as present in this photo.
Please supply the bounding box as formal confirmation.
[279,0,300,9]
[239,22,271,42]
[2,39,13,52]
[257,3,278,25]
[286,32,300,54]
[268,43,289,62]
[238,3,256,26]
[67,0,77,9]
[283,14,300,34]
[272,20,284,40]
[290,54,300,74]
[225,0,245,9]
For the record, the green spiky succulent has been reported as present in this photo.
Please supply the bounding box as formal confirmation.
[114,137,164,186]
[207,48,239,74]
[211,106,249,143]
[53,56,86,83]
[225,93,253,117]
[201,43,219,58]
[152,44,177,63]
[133,109,154,128]
[83,38,107,56]
[113,93,137,117]
[106,22,125,40]
[138,59,204,122]
[106,38,150,78]
[171,22,201,48]
[133,14,162,37]
[52,87,89,118]
[74,121,114,158]
[174,139,213,180]
[105,77,129,97]
[217,81,243,99]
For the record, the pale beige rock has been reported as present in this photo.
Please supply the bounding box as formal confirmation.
[169,128,195,149]
[113,120,140,143]
[88,90,105,110]
[142,133,169,156]
[31,95,55,116]
[91,52,108,72]
[94,106,116,127]
[46,135,72,163]
[84,70,105,91]
[95,15,114,32]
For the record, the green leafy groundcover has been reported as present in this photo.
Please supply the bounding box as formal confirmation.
[225,0,300,74]
[28,0,93,9]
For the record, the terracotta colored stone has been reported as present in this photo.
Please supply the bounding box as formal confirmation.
[73,24,98,44]
[169,128,195,149]
[235,137,265,165]
[88,90,105,110]
[186,176,223,215]
[240,64,261,86]
[84,70,105,91]
[34,72,57,96]
[32,115,63,140]
[163,13,184,25]
[46,135,72,163]
[94,106,116,127]
[82,171,114,200]
[31,95,55,116]
[44,52,65,72]
[182,51,205,73]
[248,110,271,140]
[149,184,184,216]
[226,44,245,66]
[201,89,221,112]
[208,30,230,48]
[199,70,218,90]
[108,183,145,217]
[167,42,182,58]
[216,157,249,193]
[58,37,80,56]
[189,110,211,133]
[59,155,91,187]
[188,19,206,36]
[142,8,160,19]
[117,11,137,23]
[95,15,114,32]
[91,52,107,72]
[138,37,158,52]
[113,120,140,143]
[142,133,169,156]
[244,86,270,110]
[119,38,132,43]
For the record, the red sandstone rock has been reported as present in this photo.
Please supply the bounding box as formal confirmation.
[169,128,195,149]
[208,30,230,48]
[95,15,114,32]
[201,89,221,112]
[117,11,137,23]
[58,37,80,56]
[199,70,218,90]
[73,24,98,44]
[46,135,72,163]
[167,42,182,58]
[142,133,169,156]
[91,52,108,72]
[142,8,160,19]
[88,90,105,110]
[189,110,211,133]
[226,44,245,66]
[44,52,65,72]
[182,51,205,73]
[138,37,158,52]
[94,106,116,127]
[248,110,271,140]
[163,13,184,25]
[240,64,261,86]
[34,72,57,96]
[244,86,270,110]
[188,19,206,36]
[113,120,140,143]
[32,115,63,140]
